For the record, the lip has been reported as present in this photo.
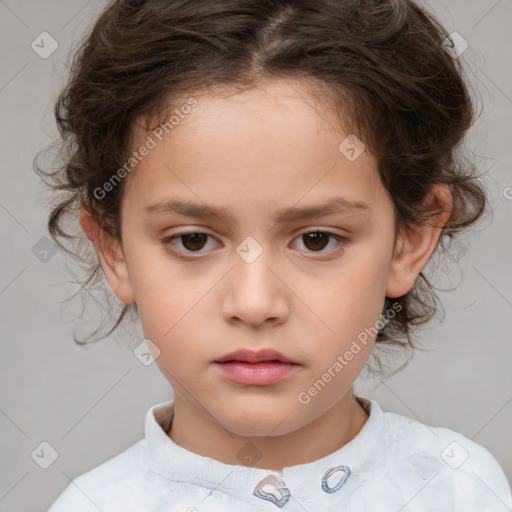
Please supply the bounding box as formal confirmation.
[214,348,299,364]
[213,348,300,386]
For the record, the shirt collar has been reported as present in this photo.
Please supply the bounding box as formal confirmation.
[144,395,385,507]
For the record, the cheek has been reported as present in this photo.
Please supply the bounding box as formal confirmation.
[132,279,217,383]
[312,256,390,342]
[124,239,197,327]
[136,284,206,354]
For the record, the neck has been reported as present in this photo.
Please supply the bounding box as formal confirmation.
[167,389,369,470]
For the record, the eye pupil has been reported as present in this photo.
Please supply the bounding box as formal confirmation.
[182,233,207,251]
[303,232,329,251]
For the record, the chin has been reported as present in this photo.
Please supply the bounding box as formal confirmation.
[216,403,306,437]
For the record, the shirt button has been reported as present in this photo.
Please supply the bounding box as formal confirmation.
[253,474,291,508]
[321,465,351,493]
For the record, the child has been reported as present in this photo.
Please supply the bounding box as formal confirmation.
[37,0,512,510]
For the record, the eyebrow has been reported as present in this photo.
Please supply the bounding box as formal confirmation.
[144,196,371,223]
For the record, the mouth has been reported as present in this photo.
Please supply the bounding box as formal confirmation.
[214,348,299,364]
[213,348,300,386]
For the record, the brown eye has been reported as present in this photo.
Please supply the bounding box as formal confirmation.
[161,229,346,261]
[292,231,346,255]
[180,233,208,251]
[302,232,330,251]
[161,232,220,259]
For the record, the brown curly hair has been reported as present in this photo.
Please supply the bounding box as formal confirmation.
[34,0,488,376]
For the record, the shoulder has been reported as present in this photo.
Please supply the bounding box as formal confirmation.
[377,403,512,511]
[47,439,148,512]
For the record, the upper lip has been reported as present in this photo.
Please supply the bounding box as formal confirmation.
[214,348,299,364]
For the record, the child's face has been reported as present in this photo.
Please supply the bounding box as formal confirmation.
[99,79,408,435]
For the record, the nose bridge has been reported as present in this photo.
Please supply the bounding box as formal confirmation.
[222,234,288,325]
[233,234,276,290]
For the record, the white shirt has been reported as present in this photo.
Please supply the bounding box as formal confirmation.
[47,396,512,511]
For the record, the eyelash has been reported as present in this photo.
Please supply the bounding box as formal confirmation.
[160,230,347,261]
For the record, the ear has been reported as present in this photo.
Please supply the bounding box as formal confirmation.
[79,209,136,305]
[386,184,453,298]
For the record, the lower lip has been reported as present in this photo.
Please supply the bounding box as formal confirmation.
[214,361,299,385]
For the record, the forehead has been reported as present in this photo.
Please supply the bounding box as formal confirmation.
[122,79,387,221]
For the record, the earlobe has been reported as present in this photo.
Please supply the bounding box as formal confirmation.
[386,184,453,299]
[79,209,136,304]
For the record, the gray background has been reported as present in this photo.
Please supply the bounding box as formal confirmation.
[0,1,511,511]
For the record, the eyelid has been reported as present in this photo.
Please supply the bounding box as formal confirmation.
[160,230,221,260]
[291,229,346,255]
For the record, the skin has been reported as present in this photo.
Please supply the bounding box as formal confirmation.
[80,79,452,470]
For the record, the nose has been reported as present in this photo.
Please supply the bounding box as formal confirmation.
[221,243,290,328]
